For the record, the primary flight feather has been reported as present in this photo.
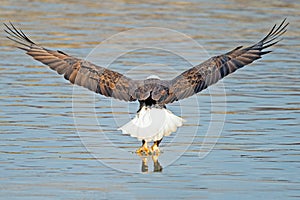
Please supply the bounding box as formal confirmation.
[5,19,288,155]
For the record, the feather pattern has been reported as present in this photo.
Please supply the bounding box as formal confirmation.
[5,19,288,105]
[4,22,140,102]
[163,18,288,104]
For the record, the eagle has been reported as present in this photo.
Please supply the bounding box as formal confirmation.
[4,19,288,155]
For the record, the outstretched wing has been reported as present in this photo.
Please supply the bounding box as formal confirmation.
[161,19,288,104]
[4,23,139,102]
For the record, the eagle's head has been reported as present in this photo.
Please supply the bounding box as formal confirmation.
[146,75,161,80]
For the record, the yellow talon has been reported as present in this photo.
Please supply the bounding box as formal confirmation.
[136,140,150,155]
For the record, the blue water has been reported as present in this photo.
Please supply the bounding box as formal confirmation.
[1,1,299,199]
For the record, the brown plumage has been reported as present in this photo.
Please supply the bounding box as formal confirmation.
[164,19,288,104]
[4,20,288,105]
[5,20,288,154]
[4,19,288,107]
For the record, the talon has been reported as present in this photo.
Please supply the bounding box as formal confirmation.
[136,140,150,155]
[136,146,150,155]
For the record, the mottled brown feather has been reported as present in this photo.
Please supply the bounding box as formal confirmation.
[4,23,140,102]
[5,19,288,105]
[161,19,288,104]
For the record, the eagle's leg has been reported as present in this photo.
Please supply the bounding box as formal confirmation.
[136,140,150,155]
[151,139,162,154]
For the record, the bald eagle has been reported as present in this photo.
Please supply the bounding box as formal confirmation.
[5,19,288,155]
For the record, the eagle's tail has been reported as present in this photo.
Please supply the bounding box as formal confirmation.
[118,106,184,142]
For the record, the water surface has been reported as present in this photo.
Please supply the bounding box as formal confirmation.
[0,1,299,199]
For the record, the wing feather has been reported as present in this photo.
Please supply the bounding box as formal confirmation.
[5,20,288,105]
[161,19,288,104]
[5,23,139,102]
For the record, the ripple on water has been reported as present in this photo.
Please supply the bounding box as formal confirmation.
[1,1,300,199]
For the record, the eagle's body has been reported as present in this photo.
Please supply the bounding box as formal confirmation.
[119,105,184,153]
[5,19,288,155]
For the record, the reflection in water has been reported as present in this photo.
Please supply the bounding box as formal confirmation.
[1,0,299,199]
[140,155,163,173]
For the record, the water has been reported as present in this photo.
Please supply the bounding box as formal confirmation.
[1,0,300,199]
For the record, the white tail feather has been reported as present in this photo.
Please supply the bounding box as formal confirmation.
[118,106,184,142]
